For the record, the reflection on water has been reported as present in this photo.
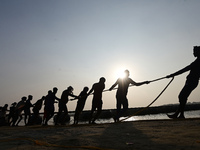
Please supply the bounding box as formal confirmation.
[93,110,200,124]
[121,110,200,122]
[66,110,200,125]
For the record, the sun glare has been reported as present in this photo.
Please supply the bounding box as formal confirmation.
[115,69,126,79]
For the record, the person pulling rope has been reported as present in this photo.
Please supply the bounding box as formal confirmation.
[70,70,174,123]
[119,77,174,122]
[108,69,174,122]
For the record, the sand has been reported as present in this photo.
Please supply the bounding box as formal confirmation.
[0,118,200,150]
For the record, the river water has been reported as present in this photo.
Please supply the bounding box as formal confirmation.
[17,110,200,126]
[49,110,200,125]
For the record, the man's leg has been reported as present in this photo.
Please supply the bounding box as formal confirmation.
[178,82,198,118]
[89,105,96,124]
[114,96,122,122]
[92,102,102,123]
[168,81,198,119]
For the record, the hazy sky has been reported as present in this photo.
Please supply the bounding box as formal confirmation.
[1,0,200,112]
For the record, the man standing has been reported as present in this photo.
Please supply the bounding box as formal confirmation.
[24,95,33,125]
[73,86,89,125]
[12,96,27,126]
[33,96,45,117]
[43,87,59,126]
[109,70,149,122]
[55,86,78,125]
[88,77,106,124]
[167,46,200,119]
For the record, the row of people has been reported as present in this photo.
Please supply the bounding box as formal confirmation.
[0,95,45,126]
[43,78,107,126]
[1,46,200,125]
[0,74,147,126]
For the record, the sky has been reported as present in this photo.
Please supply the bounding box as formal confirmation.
[0,0,200,112]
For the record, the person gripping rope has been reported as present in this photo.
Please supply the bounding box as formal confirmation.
[55,86,78,125]
[167,46,200,119]
[73,86,89,125]
[109,70,149,122]
[88,77,106,124]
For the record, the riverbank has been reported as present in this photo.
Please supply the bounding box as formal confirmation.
[0,118,200,150]
[68,102,200,121]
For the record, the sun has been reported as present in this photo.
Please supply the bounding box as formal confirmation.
[115,68,126,79]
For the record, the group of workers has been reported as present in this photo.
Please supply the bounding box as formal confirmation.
[0,46,200,126]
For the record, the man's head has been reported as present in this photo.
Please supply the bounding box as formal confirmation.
[124,70,130,77]
[67,86,74,92]
[53,87,58,94]
[12,102,17,106]
[48,90,52,95]
[83,86,89,92]
[99,77,106,83]
[28,95,33,100]
[193,46,200,57]
[21,96,27,101]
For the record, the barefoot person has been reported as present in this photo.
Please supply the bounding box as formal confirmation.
[109,70,149,122]
[167,46,200,119]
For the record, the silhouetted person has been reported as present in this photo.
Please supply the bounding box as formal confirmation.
[43,91,52,125]
[43,87,59,126]
[8,102,17,125]
[29,96,45,125]
[88,77,106,124]
[24,95,33,125]
[33,96,45,117]
[109,70,149,122]
[167,46,200,119]
[0,104,8,114]
[12,97,27,126]
[0,104,8,126]
[55,86,78,125]
[73,86,89,125]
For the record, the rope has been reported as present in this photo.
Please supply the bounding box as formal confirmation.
[103,76,171,93]
[119,77,174,122]
[70,76,174,123]
[70,76,168,101]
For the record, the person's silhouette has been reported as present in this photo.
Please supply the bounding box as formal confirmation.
[55,86,78,125]
[88,77,106,124]
[24,95,33,125]
[43,87,59,126]
[0,104,8,126]
[31,96,45,124]
[167,46,200,119]
[12,96,26,126]
[8,102,17,125]
[109,70,149,122]
[73,87,89,125]
[33,96,45,117]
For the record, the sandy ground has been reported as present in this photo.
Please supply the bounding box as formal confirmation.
[0,118,200,150]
